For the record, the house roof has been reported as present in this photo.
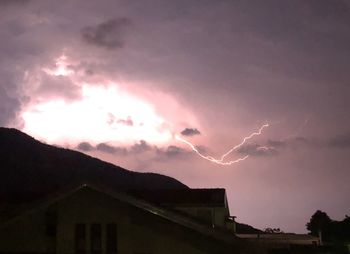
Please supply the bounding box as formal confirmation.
[127,188,227,207]
[0,184,237,246]
[236,234,319,240]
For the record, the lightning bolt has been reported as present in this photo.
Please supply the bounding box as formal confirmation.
[175,123,269,165]
[219,124,269,161]
[175,135,249,165]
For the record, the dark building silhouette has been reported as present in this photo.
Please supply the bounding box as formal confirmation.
[0,184,241,254]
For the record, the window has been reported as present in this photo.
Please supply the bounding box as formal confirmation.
[75,222,117,254]
[106,223,117,254]
[90,223,102,254]
[75,223,86,254]
[45,207,57,237]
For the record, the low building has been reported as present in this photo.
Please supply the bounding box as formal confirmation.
[236,233,320,247]
[0,184,243,254]
[128,188,236,230]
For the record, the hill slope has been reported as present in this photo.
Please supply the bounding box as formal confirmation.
[0,128,187,201]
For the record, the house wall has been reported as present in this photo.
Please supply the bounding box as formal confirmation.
[0,188,232,254]
[0,208,55,253]
[174,206,230,228]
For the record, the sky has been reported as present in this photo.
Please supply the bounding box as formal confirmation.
[1,0,350,233]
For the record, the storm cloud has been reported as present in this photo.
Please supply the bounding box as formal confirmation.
[180,128,201,136]
[82,18,131,49]
[328,133,350,149]
[77,142,94,152]
[117,116,134,126]
[237,143,278,157]
[33,72,81,101]
[130,140,152,154]
[96,143,127,155]
[0,0,31,7]
[1,0,350,234]
[0,87,21,127]
[76,140,192,164]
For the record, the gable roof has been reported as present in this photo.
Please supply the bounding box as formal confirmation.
[127,188,227,207]
[0,184,238,246]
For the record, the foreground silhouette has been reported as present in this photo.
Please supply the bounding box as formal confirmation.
[307,210,350,244]
[0,127,187,203]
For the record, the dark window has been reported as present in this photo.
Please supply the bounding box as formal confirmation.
[45,207,57,237]
[75,223,86,254]
[91,223,102,254]
[106,223,117,254]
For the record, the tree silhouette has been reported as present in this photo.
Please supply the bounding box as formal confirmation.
[306,210,332,242]
[264,228,283,233]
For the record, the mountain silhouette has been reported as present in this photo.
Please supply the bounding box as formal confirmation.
[0,127,187,202]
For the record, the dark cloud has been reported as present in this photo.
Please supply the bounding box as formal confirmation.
[195,145,208,155]
[76,140,191,159]
[0,86,21,127]
[0,63,26,127]
[237,143,278,157]
[96,143,127,155]
[258,136,322,153]
[34,73,81,101]
[75,140,192,163]
[304,0,350,20]
[130,140,152,153]
[180,128,201,136]
[289,136,325,148]
[153,145,192,163]
[293,136,310,144]
[0,0,31,6]
[267,139,287,148]
[164,145,187,157]
[107,114,133,127]
[77,141,152,155]
[106,113,115,125]
[77,142,94,152]
[328,133,350,149]
[262,133,350,152]
[82,18,131,49]
[268,136,324,150]
[117,116,133,126]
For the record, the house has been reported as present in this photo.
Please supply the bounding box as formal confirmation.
[236,233,320,246]
[127,188,236,230]
[0,184,244,254]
